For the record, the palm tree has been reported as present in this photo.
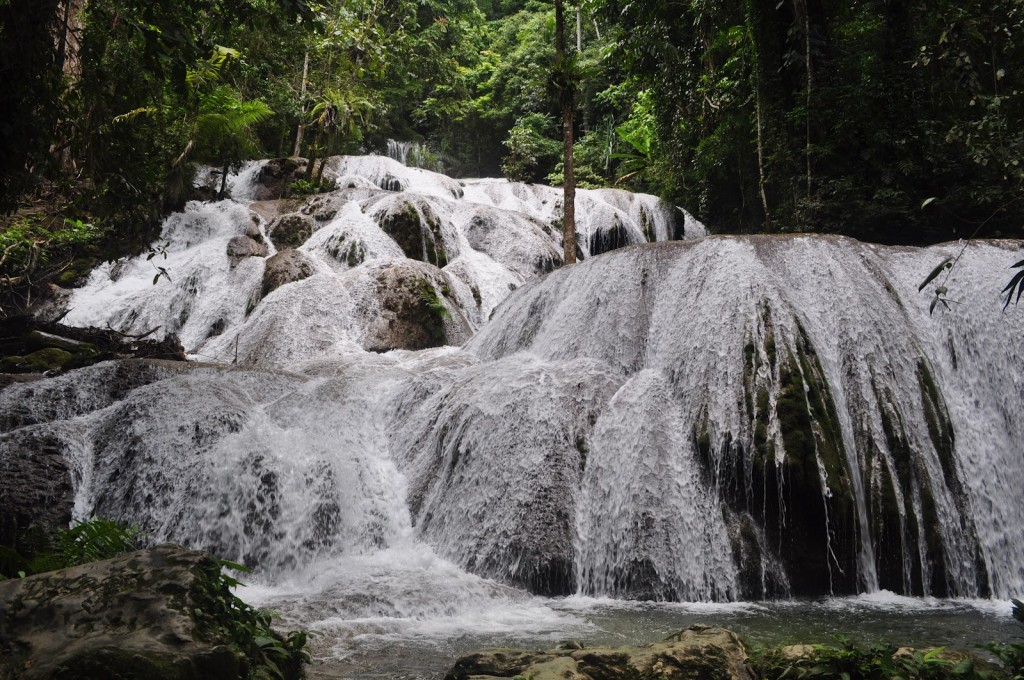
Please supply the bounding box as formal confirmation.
[116,47,274,201]
[191,85,273,197]
[304,87,373,186]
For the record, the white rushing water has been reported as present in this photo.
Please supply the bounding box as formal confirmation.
[3,155,1023,675]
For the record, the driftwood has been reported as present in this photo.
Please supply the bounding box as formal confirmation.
[0,315,186,371]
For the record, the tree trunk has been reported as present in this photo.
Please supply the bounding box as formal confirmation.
[563,101,576,264]
[292,49,309,158]
[219,160,229,198]
[576,7,582,52]
[555,0,576,265]
[304,128,321,182]
[793,0,813,201]
[314,135,330,185]
[744,0,771,230]
[804,6,812,201]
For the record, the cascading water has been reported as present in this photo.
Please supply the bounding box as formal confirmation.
[2,155,1022,675]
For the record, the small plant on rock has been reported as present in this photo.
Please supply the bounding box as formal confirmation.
[983,599,1024,679]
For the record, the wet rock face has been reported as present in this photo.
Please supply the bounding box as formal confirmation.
[261,249,317,299]
[389,356,622,596]
[225,235,268,265]
[251,157,303,201]
[248,198,304,223]
[0,545,249,680]
[376,197,449,267]
[589,220,632,256]
[0,428,73,556]
[268,213,317,249]
[0,360,188,431]
[361,261,470,352]
[445,626,753,680]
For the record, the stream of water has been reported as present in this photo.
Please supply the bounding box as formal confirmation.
[5,154,1021,676]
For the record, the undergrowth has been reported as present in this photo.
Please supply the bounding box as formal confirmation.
[753,639,983,680]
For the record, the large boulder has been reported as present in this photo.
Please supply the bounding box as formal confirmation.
[445,626,753,680]
[361,261,471,352]
[225,235,268,266]
[261,249,317,299]
[267,213,317,249]
[0,544,304,680]
[248,198,303,223]
[250,157,303,201]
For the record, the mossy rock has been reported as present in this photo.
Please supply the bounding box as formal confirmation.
[261,249,317,299]
[0,545,306,680]
[251,157,304,201]
[54,257,100,287]
[446,626,753,680]
[716,314,858,598]
[267,213,317,249]
[361,262,471,352]
[377,198,449,268]
[1,348,74,373]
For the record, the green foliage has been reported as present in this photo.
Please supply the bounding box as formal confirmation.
[982,599,1024,679]
[192,559,312,680]
[0,518,141,579]
[287,179,325,196]
[754,637,989,680]
[610,90,657,185]
[0,215,104,297]
[0,0,64,213]
[1002,259,1024,311]
[587,0,1024,240]
[48,518,143,570]
[419,283,451,321]
[502,113,561,182]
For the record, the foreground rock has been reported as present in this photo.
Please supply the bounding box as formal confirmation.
[0,545,304,680]
[445,626,753,680]
[261,249,317,298]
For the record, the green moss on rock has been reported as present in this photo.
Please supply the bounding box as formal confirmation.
[1,347,73,373]
[380,200,448,268]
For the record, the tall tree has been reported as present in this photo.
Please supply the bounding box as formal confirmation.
[0,0,64,213]
[554,0,576,264]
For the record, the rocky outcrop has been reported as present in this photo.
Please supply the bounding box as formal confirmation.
[445,626,753,680]
[251,157,303,201]
[0,359,188,430]
[225,235,268,265]
[0,427,73,557]
[261,249,317,298]
[0,545,304,680]
[299,193,350,222]
[373,196,450,267]
[361,261,471,352]
[268,213,317,249]
[248,198,303,223]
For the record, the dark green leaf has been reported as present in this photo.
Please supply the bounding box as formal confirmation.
[919,257,953,292]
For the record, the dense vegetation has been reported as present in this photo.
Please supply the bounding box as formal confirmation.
[0,0,1021,275]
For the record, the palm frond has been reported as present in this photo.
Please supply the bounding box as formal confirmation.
[113,107,158,124]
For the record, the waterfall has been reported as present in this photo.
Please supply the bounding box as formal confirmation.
[387,139,414,165]
[4,156,1021,605]
[385,139,442,173]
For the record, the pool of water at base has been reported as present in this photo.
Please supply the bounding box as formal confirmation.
[243,585,1021,679]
